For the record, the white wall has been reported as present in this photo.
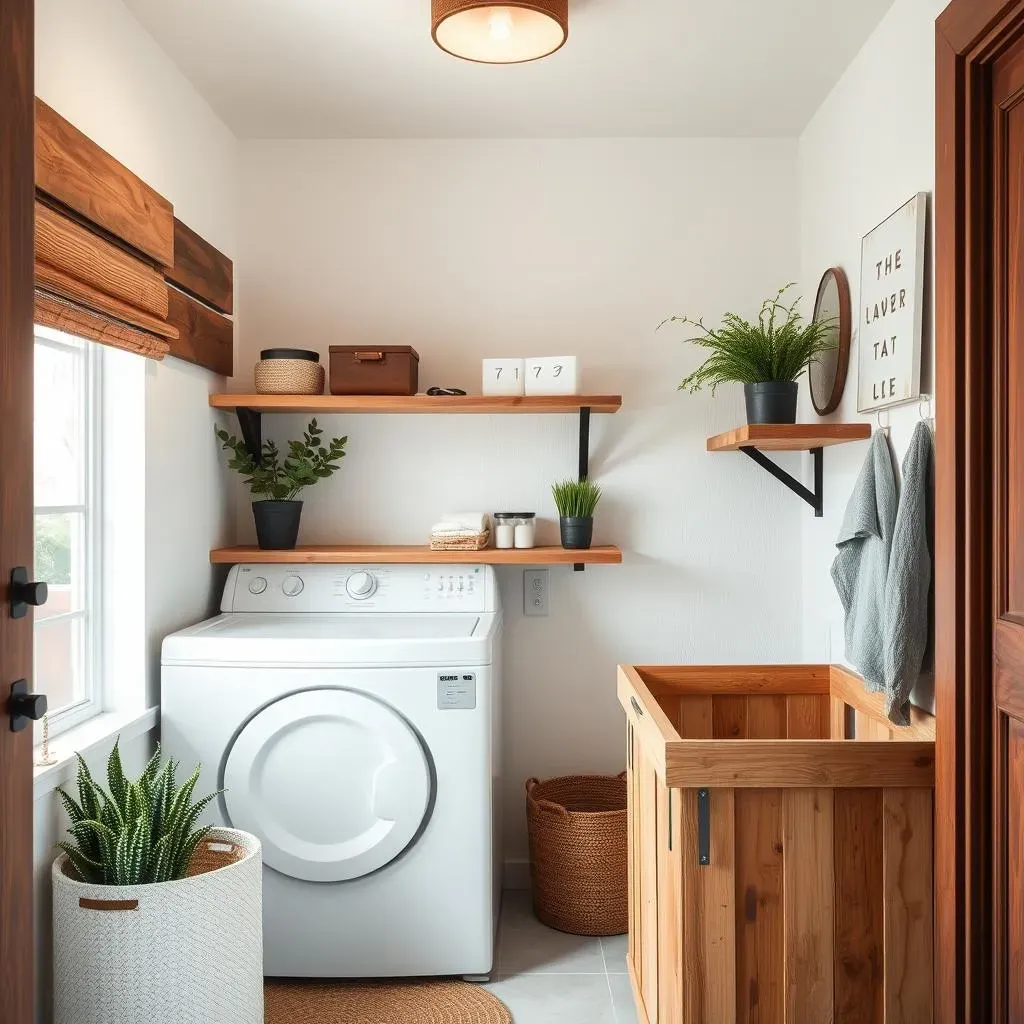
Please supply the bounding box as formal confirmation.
[236,137,804,867]
[798,0,946,710]
[34,0,238,1018]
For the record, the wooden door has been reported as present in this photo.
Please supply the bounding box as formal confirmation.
[0,0,37,1021]
[992,34,1024,1024]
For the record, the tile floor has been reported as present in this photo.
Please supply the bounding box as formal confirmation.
[483,890,637,1023]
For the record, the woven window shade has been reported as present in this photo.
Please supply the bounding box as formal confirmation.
[33,199,175,359]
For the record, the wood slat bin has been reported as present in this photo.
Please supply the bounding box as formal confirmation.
[618,663,935,1024]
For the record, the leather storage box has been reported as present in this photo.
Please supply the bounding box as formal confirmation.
[329,346,419,396]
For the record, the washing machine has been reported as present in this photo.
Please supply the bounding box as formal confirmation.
[160,563,502,979]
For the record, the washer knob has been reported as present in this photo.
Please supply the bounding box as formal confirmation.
[282,576,304,597]
[346,571,377,600]
[248,576,268,595]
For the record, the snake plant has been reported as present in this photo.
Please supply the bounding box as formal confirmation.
[56,740,220,886]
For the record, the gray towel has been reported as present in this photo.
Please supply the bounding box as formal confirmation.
[831,430,898,691]
[883,422,934,725]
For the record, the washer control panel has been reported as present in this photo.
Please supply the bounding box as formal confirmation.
[222,564,497,613]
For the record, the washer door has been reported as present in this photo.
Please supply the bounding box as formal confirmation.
[223,688,432,882]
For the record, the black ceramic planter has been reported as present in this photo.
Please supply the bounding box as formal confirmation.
[744,381,799,424]
[253,500,303,550]
[560,516,594,550]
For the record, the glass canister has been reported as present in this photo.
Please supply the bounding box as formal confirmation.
[493,512,537,549]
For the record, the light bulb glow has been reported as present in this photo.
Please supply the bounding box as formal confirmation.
[488,8,514,41]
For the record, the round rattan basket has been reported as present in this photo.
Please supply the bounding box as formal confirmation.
[254,348,325,395]
[525,774,627,936]
[52,828,263,1024]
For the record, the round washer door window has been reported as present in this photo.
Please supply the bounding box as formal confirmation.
[223,688,432,882]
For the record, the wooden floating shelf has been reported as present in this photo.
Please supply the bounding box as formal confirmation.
[706,423,872,452]
[210,545,623,566]
[706,422,872,517]
[210,394,623,415]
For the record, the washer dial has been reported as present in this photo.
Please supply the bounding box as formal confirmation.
[282,576,304,597]
[346,571,377,600]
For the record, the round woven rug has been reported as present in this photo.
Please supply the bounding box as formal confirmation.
[264,980,511,1024]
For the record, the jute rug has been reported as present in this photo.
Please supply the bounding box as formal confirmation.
[264,979,512,1023]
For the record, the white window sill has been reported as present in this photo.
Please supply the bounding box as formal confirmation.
[33,707,159,801]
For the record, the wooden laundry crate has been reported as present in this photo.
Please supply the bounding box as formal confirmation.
[619,663,935,1024]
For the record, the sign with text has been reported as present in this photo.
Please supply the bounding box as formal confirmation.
[857,192,928,412]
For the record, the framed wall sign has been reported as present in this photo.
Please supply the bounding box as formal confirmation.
[857,192,928,412]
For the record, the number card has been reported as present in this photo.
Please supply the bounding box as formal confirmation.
[482,358,525,395]
[524,356,579,395]
[857,192,928,412]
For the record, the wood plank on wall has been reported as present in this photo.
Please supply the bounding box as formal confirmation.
[783,788,834,1021]
[166,216,233,314]
[834,788,884,1023]
[35,200,168,319]
[882,787,934,1023]
[166,287,233,377]
[35,98,173,267]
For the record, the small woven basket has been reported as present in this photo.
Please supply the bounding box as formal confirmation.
[254,353,325,395]
[525,774,627,936]
[429,530,491,551]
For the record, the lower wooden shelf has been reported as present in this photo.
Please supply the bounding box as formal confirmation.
[209,545,623,566]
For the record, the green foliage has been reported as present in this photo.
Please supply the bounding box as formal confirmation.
[660,283,837,394]
[35,515,71,586]
[216,418,348,501]
[552,478,602,518]
[56,740,220,886]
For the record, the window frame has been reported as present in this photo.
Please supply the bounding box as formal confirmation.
[32,325,105,737]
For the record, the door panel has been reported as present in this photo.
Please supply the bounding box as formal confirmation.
[992,36,1024,1024]
[0,0,36,1021]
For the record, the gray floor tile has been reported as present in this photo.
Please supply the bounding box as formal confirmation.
[485,974,617,1024]
[607,971,639,1024]
[497,891,606,975]
[600,934,628,974]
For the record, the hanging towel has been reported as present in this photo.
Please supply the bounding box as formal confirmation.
[883,422,934,725]
[831,430,898,691]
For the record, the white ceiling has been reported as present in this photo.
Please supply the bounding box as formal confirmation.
[122,0,895,138]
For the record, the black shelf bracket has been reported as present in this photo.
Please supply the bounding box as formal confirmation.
[575,407,592,571]
[739,445,824,518]
[236,407,263,464]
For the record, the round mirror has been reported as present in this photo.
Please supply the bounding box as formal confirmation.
[809,267,851,416]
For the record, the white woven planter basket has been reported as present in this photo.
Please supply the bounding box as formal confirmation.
[53,828,263,1024]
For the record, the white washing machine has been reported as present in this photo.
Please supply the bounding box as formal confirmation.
[161,563,502,979]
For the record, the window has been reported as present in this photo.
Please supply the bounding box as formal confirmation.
[33,327,102,733]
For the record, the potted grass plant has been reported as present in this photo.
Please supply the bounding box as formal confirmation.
[552,478,602,550]
[52,742,263,1024]
[216,417,347,549]
[660,283,836,424]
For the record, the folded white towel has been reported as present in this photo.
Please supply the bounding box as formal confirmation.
[433,512,488,533]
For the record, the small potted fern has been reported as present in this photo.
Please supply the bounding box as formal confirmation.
[52,742,263,1024]
[660,283,836,424]
[552,478,602,550]
[216,417,347,549]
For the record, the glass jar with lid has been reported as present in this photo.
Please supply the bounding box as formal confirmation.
[493,512,536,549]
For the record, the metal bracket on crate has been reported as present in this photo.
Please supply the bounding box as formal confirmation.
[574,407,592,572]
[739,445,824,518]
[697,788,711,866]
[236,407,263,464]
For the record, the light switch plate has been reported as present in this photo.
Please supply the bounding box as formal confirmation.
[524,569,549,616]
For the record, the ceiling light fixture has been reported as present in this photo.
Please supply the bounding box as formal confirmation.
[432,1,568,64]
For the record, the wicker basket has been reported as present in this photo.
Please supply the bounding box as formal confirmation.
[254,349,325,395]
[525,774,627,936]
[429,530,491,551]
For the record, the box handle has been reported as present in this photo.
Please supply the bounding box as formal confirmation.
[698,788,710,866]
[353,351,385,362]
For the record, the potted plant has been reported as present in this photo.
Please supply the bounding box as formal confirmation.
[660,283,836,424]
[52,742,263,1024]
[216,418,348,549]
[552,478,602,550]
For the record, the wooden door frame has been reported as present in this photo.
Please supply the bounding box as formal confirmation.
[0,0,36,1021]
[936,2,1024,1021]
